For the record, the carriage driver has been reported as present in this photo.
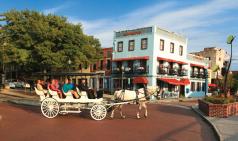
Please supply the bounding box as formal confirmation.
[62,78,80,99]
[78,79,96,99]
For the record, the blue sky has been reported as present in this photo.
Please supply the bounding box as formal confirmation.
[1,0,238,70]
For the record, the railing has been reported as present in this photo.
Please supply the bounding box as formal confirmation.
[178,69,188,76]
[112,68,120,74]
[134,66,147,74]
[157,68,168,74]
[124,67,133,74]
[191,72,205,78]
[197,73,205,78]
[162,91,179,99]
[169,69,178,75]
[191,72,198,77]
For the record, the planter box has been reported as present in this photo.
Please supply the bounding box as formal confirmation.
[198,100,238,118]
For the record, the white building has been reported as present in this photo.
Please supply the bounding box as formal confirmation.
[112,26,209,98]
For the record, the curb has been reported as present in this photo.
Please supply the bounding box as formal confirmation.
[0,96,40,107]
[8,99,40,106]
[191,105,223,141]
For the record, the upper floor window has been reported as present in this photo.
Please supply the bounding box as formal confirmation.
[100,60,103,70]
[117,41,123,52]
[160,39,164,51]
[107,51,111,58]
[179,45,183,56]
[141,38,148,50]
[170,42,174,53]
[128,40,135,51]
[106,60,111,70]
[93,64,97,70]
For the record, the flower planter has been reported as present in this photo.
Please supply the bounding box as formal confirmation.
[198,99,238,118]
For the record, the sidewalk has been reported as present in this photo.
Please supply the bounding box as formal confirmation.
[0,89,40,106]
[192,105,238,141]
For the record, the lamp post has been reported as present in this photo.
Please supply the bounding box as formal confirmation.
[224,35,235,97]
[121,66,124,89]
[68,58,72,76]
[204,68,208,97]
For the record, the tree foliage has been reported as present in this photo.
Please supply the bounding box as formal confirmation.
[0,10,102,73]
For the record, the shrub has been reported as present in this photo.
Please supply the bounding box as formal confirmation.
[204,96,236,104]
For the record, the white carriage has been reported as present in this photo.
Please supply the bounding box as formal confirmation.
[35,87,107,120]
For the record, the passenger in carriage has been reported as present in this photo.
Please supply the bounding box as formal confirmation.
[48,79,64,98]
[62,78,80,99]
[36,80,48,95]
[68,79,76,90]
[78,79,96,99]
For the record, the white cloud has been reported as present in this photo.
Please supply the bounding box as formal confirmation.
[68,0,238,69]
[43,4,68,15]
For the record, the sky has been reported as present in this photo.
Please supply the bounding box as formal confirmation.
[0,0,238,70]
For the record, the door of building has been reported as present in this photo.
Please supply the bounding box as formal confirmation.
[180,85,185,97]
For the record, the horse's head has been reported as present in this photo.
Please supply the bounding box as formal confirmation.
[114,89,123,100]
[146,86,159,96]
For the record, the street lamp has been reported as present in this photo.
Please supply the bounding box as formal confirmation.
[224,35,236,97]
[121,66,125,89]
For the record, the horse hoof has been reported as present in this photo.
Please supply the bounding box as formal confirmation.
[122,116,126,119]
[144,115,147,118]
[110,116,114,119]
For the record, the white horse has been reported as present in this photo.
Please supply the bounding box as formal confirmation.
[110,86,158,119]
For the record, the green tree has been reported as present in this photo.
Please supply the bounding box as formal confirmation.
[0,10,102,75]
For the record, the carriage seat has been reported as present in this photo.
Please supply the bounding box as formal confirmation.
[76,87,88,99]
[48,88,60,100]
[34,87,46,101]
[62,90,74,100]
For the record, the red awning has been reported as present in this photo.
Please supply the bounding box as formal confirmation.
[180,78,190,85]
[133,77,148,84]
[159,78,181,85]
[208,83,217,87]
[190,63,204,68]
[157,57,187,65]
[113,56,149,62]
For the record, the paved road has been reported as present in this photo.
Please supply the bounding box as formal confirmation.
[0,103,216,141]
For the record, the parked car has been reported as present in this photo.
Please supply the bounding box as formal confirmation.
[14,81,24,88]
[24,83,30,88]
[8,82,16,88]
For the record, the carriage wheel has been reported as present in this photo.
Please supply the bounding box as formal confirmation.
[90,104,107,121]
[41,98,59,118]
